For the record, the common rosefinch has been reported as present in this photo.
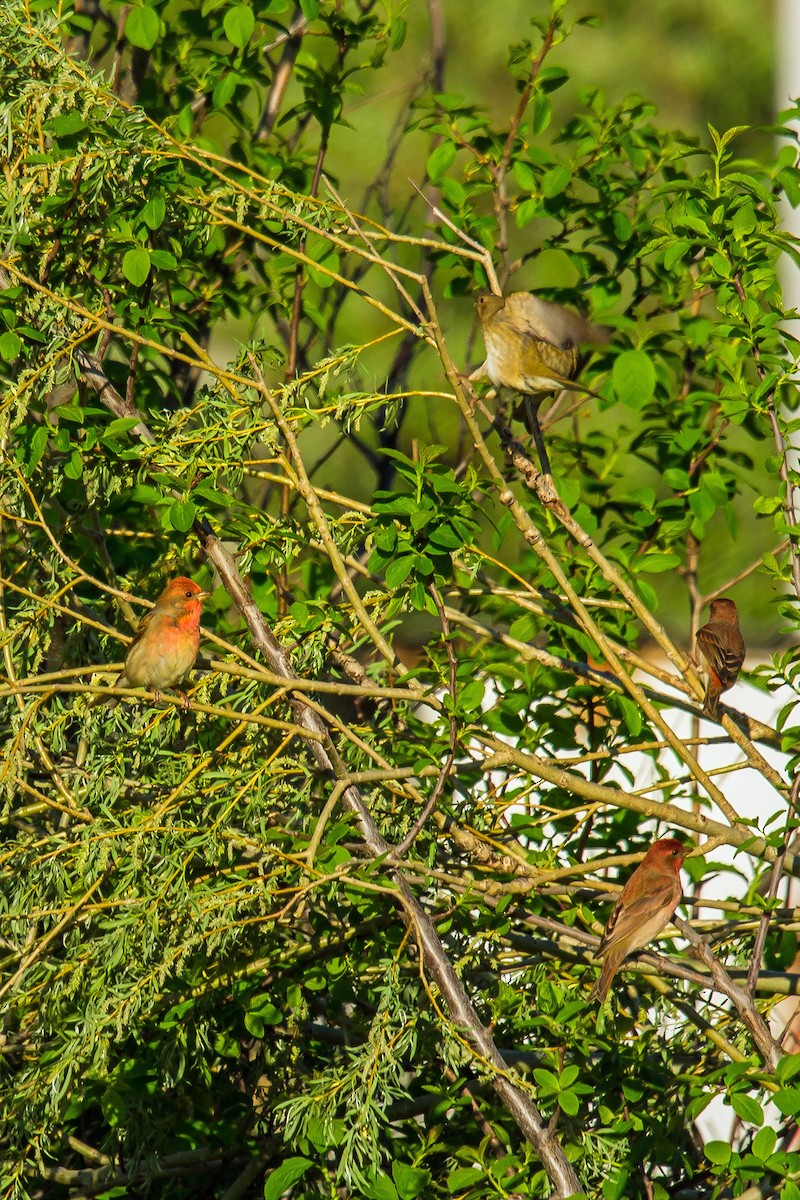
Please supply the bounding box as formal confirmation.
[695,597,745,719]
[590,838,687,1002]
[114,576,210,703]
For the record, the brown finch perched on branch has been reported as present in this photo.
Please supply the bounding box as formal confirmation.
[695,597,745,720]
[101,576,210,705]
[590,838,687,1002]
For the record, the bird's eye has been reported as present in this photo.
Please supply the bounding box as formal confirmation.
[185,590,193,598]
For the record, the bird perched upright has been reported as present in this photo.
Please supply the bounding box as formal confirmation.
[475,290,610,398]
[695,597,746,719]
[590,838,687,1003]
[475,290,611,471]
[114,576,210,704]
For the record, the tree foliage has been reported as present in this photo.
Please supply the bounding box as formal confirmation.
[1,2,800,1198]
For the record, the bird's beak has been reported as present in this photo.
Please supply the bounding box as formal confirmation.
[197,589,212,602]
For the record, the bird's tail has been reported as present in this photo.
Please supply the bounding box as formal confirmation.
[703,682,721,720]
[87,670,124,710]
[588,959,616,1003]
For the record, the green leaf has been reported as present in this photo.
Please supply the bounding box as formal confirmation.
[753,494,782,515]
[616,696,643,737]
[104,418,143,438]
[729,1092,763,1126]
[122,248,151,286]
[611,350,656,410]
[264,1158,313,1200]
[125,5,160,49]
[663,467,691,491]
[664,239,691,270]
[150,249,178,271]
[384,556,416,588]
[732,203,757,238]
[774,1087,800,1115]
[64,449,83,479]
[213,71,239,110]
[0,331,22,361]
[533,1068,559,1091]
[634,552,681,574]
[447,1168,483,1192]
[705,1141,731,1166]
[458,680,484,712]
[751,1127,776,1161]
[224,5,255,48]
[541,165,571,197]
[48,112,88,136]
[777,1053,800,1083]
[140,195,166,230]
[299,0,318,16]
[22,425,48,475]
[391,1162,431,1200]
[427,140,457,183]
[368,1173,399,1200]
[169,499,197,532]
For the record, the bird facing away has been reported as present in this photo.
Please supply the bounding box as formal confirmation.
[695,597,745,720]
[589,838,687,1003]
[119,576,210,701]
[475,290,611,399]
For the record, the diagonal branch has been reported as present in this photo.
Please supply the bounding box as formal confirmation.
[70,345,583,1199]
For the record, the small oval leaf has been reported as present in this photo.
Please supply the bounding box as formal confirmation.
[224,5,255,48]
[611,349,656,410]
[122,248,151,286]
[0,331,22,361]
[125,5,160,49]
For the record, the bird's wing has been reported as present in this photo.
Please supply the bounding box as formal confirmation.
[125,608,156,656]
[598,876,680,956]
[696,623,745,687]
[503,293,611,350]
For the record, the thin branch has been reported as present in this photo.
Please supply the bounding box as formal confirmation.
[747,774,800,995]
[389,584,458,861]
[673,914,782,1073]
[68,346,583,1199]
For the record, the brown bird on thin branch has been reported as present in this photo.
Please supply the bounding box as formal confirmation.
[475,290,611,474]
[590,838,687,1003]
[695,597,745,719]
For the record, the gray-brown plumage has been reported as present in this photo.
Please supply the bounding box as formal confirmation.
[695,597,746,719]
[475,290,611,456]
[476,291,609,394]
[590,838,687,1003]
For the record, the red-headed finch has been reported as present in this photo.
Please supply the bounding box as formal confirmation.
[695,597,745,719]
[118,576,210,702]
[590,838,687,1002]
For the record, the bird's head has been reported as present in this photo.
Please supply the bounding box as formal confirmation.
[155,576,211,619]
[708,597,738,621]
[475,292,505,324]
[645,838,689,871]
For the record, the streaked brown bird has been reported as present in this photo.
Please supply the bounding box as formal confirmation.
[590,838,687,1003]
[476,291,610,395]
[695,597,746,719]
[475,290,611,471]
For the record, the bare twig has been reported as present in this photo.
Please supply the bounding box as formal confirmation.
[747,774,800,996]
[68,345,583,1199]
[673,914,782,1073]
[389,584,458,861]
